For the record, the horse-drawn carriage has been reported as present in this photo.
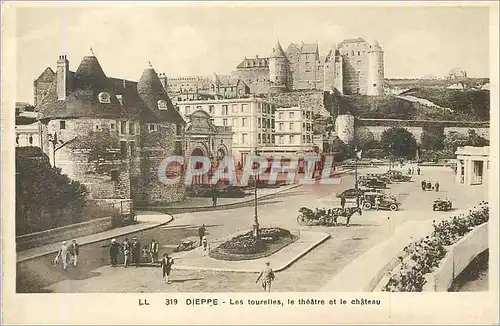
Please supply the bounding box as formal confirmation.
[296,206,362,227]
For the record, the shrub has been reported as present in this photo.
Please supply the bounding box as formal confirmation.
[216,227,292,255]
[383,203,489,292]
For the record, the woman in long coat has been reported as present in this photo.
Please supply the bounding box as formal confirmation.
[160,253,174,284]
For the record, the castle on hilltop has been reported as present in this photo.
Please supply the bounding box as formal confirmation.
[231,37,385,96]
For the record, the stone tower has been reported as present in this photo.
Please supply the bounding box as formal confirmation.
[269,40,288,94]
[367,40,385,96]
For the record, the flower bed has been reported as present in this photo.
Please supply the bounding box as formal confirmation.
[210,227,298,261]
[382,203,489,292]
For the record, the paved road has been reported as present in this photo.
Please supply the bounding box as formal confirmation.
[17,166,487,293]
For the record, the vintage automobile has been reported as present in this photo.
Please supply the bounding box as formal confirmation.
[336,188,365,199]
[365,174,391,184]
[362,192,399,211]
[433,198,452,211]
[357,177,387,189]
[384,170,412,182]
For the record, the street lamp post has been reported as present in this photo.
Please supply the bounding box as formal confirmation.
[253,147,260,239]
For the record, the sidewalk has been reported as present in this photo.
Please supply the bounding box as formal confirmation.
[319,208,472,292]
[140,168,354,214]
[171,230,330,273]
[16,211,173,263]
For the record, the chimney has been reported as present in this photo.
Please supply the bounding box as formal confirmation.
[157,72,168,92]
[56,55,69,100]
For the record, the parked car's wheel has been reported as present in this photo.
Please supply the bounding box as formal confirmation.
[297,214,307,225]
[433,205,437,211]
[389,203,398,211]
[363,202,372,210]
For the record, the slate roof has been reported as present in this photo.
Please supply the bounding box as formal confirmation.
[36,55,184,125]
[236,57,269,69]
[300,43,318,54]
[270,41,286,58]
[35,67,56,83]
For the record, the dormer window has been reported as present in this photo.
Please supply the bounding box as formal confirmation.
[157,100,167,109]
[98,92,111,104]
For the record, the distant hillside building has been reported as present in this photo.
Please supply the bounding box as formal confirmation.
[232,37,385,96]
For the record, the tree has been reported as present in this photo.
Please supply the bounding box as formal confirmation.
[16,147,88,235]
[380,127,418,159]
[420,126,445,150]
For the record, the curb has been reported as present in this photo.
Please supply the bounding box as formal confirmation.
[137,169,354,215]
[171,231,330,273]
[17,214,174,263]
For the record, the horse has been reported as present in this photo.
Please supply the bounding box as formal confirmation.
[332,207,363,227]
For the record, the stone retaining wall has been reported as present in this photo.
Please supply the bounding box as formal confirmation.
[423,223,488,292]
[16,217,112,251]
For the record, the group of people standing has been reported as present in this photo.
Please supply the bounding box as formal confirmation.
[407,167,421,175]
[107,236,175,283]
[54,240,79,270]
[421,180,440,191]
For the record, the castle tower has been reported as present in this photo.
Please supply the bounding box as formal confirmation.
[333,48,343,94]
[323,45,335,92]
[367,40,384,96]
[269,40,288,94]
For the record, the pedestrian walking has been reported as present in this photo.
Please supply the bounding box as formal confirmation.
[198,224,206,246]
[411,167,415,175]
[255,262,275,292]
[417,167,421,175]
[160,253,174,284]
[340,196,346,211]
[375,196,381,210]
[211,188,218,207]
[68,239,79,267]
[55,241,69,270]
[150,239,159,263]
[131,237,141,267]
[421,180,426,191]
[202,235,209,256]
[408,168,412,175]
[435,181,440,192]
[109,239,121,267]
[123,238,131,268]
[427,181,432,190]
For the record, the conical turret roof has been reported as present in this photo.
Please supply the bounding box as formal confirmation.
[75,54,108,88]
[270,40,286,58]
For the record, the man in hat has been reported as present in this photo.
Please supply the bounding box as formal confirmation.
[255,262,275,292]
[150,239,159,263]
[160,253,174,284]
[109,239,121,267]
[198,224,206,246]
[131,237,141,268]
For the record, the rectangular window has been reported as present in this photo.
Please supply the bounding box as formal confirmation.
[258,134,261,144]
[258,118,261,128]
[149,124,155,131]
[242,133,247,144]
[232,104,238,113]
[271,119,275,129]
[267,134,270,143]
[120,141,127,158]
[242,118,247,127]
[129,141,135,157]
[289,123,294,131]
[272,135,275,143]
[233,134,238,144]
[120,121,127,134]
[278,112,284,120]
[289,112,294,119]
[209,105,214,114]
[289,135,294,143]
[95,125,100,131]
[232,118,238,127]
[279,123,284,131]
[242,104,248,113]
[185,106,191,114]
[222,105,228,115]
[279,136,284,144]
[223,118,228,126]
[302,135,306,143]
[196,105,202,110]
[129,122,135,135]
[59,121,66,130]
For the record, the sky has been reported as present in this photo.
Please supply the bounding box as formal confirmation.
[14,3,491,103]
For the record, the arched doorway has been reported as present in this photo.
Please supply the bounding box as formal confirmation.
[191,147,206,185]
